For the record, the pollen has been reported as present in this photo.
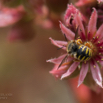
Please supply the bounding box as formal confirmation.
[96,36,98,38]
[100,46,102,49]
[76,39,83,45]
[80,29,82,31]
[93,37,95,39]
[78,65,80,70]
[101,58,103,61]
[98,41,100,44]
[94,65,96,68]
[99,53,101,55]
[97,61,99,63]
[84,61,86,63]
[84,42,92,48]
[76,25,78,29]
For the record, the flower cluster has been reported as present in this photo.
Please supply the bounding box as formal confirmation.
[98,0,103,3]
[0,0,69,42]
[47,5,103,88]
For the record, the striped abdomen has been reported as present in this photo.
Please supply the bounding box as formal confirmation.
[76,45,92,61]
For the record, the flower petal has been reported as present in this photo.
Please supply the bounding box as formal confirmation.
[94,24,103,42]
[90,61,103,88]
[98,0,103,3]
[59,21,75,40]
[50,64,68,78]
[98,56,103,66]
[75,13,86,41]
[78,62,89,87]
[61,62,80,79]
[87,8,97,40]
[64,4,77,20]
[46,54,67,64]
[99,60,103,66]
[64,4,78,26]
[49,37,67,50]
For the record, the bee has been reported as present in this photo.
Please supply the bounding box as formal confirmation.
[67,39,92,62]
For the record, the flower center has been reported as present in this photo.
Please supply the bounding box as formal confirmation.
[84,41,98,57]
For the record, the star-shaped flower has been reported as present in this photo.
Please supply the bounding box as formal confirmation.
[47,6,103,88]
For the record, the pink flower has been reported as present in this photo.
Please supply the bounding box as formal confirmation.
[64,4,81,27]
[98,0,103,3]
[0,5,25,27]
[64,4,87,30]
[47,8,103,88]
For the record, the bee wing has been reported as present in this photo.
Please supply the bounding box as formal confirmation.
[63,34,68,41]
[75,26,79,39]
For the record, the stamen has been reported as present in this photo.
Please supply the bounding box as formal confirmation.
[92,36,99,43]
[79,29,86,41]
[97,61,99,63]
[94,65,96,68]
[100,46,102,49]
[78,65,80,70]
[76,25,78,29]
[93,37,95,39]
[101,58,103,61]
[99,53,101,55]
[79,12,81,16]
[64,34,68,41]
[84,61,86,63]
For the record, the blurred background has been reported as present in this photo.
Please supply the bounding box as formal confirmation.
[0,25,77,103]
[0,0,78,103]
[0,0,102,103]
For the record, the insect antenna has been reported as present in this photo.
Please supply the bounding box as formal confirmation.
[57,45,66,50]
[75,26,79,39]
[57,55,68,69]
[64,34,68,41]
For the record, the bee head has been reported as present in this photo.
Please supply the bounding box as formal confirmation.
[67,41,78,54]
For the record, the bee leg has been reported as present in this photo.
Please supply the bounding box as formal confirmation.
[57,45,66,50]
[73,59,80,62]
[84,42,92,48]
[75,26,79,39]
[64,34,68,41]
[84,42,93,56]
[76,39,83,45]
